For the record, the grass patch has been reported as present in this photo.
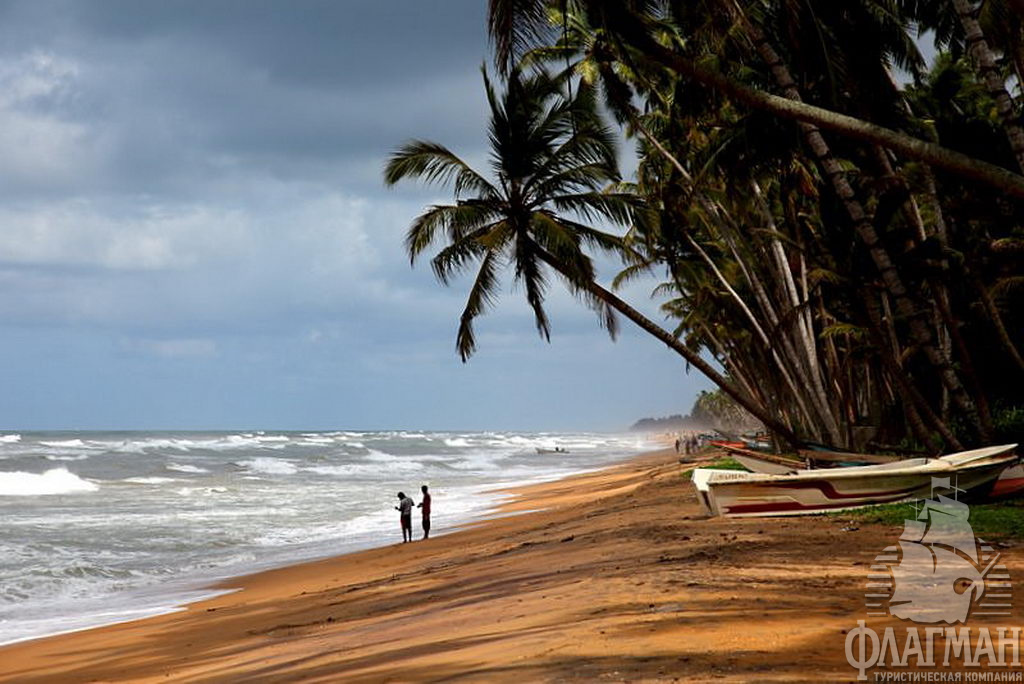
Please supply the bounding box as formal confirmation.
[681,456,746,481]
[839,499,1024,540]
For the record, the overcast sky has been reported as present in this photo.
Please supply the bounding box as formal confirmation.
[0,0,713,431]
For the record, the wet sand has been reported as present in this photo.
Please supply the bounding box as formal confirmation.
[2,448,1021,682]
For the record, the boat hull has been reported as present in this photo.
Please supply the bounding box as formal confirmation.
[734,446,1024,502]
[693,445,1018,518]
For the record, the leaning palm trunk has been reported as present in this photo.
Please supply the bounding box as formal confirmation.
[869,146,992,431]
[531,244,801,445]
[863,291,964,451]
[970,272,1024,376]
[747,180,843,444]
[740,16,990,442]
[681,232,827,440]
[615,24,1024,198]
[635,120,837,441]
[714,226,841,443]
[953,0,1024,172]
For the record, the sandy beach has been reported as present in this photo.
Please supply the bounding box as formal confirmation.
[2,447,1022,683]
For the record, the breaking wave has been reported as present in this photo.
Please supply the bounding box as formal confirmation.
[0,468,98,496]
[234,457,298,475]
[165,463,209,474]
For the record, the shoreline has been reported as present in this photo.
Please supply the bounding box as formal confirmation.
[0,447,648,650]
[3,447,1022,682]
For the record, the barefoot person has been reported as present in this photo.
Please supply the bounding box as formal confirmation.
[395,492,413,543]
[417,484,431,540]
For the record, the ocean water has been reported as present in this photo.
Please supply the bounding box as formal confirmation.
[0,429,652,645]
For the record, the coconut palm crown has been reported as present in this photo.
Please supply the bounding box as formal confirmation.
[384,68,638,360]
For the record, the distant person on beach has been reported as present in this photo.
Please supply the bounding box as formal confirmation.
[395,492,414,543]
[417,484,431,540]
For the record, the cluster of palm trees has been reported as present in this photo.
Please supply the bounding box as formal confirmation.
[386,0,1024,453]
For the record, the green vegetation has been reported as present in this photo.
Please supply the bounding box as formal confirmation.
[840,500,1024,540]
[388,2,1024,452]
[681,456,745,481]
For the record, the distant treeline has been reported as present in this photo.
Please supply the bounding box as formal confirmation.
[629,414,706,433]
[631,390,762,433]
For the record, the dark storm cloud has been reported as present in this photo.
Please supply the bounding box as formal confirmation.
[0,0,491,200]
[0,0,701,430]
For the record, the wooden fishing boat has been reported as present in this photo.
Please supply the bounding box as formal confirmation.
[708,439,745,449]
[731,445,1024,500]
[989,463,1024,499]
[692,444,1018,517]
[798,448,898,467]
[720,445,804,475]
[740,438,773,452]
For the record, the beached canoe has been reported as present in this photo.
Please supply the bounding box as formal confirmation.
[740,438,773,452]
[692,444,1019,517]
[721,445,804,475]
[708,439,745,449]
[799,448,899,466]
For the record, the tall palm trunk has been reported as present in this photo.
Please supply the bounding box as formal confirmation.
[741,17,990,442]
[870,146,994,434]
[532,244,802,446]
[632,118,838,442]
[969,271,1024,375]
[954,0,1024,172]
[863,290,964,451]
[747,181,843,444]
[682,232,827,440]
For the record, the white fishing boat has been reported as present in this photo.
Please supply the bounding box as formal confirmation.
[692,444,1018,517]
[725,444,1024,501]
[536,447,568,455]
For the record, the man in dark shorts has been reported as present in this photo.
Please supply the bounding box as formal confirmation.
[395,491,413,543]
[417,484,431,540]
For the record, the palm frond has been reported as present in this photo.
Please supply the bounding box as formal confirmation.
[405,203,501,263]
[384,141,498,198]
[456,250,502,361]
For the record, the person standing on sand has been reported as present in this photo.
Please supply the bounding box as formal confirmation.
[417,484,431,540]
[395,492,414,543]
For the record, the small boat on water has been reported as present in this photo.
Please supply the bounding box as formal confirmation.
[693,444,1019,517]
[536,447,569,455]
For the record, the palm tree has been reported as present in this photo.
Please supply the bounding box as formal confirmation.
[384,67,801,444]
[487,0,1024,197]
[909,0,1024,171]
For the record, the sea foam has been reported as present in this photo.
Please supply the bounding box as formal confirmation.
[234,457,298,475]
[165,463,209,474]
[39,439,89,448]
[0,468,98,496]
